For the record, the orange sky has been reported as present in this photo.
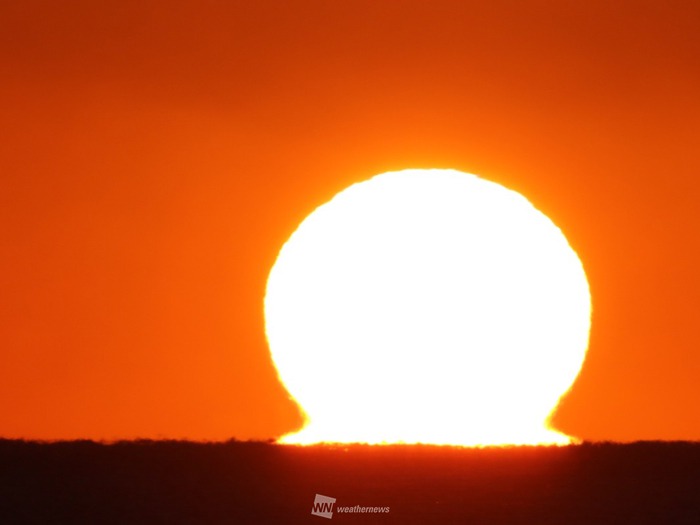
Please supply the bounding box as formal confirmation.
[1,1,699,442]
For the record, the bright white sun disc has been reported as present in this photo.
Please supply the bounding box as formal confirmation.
[265,169,591,446]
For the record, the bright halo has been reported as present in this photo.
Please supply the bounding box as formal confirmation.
[265,169,591,446]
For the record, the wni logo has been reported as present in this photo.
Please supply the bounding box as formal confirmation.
[311,494,337,519]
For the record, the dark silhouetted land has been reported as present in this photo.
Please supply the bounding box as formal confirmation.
[1,439,698,524]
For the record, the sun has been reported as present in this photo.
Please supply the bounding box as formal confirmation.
[265,169,591,446]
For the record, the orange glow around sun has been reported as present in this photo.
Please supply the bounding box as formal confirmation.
[264,169,592,446]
